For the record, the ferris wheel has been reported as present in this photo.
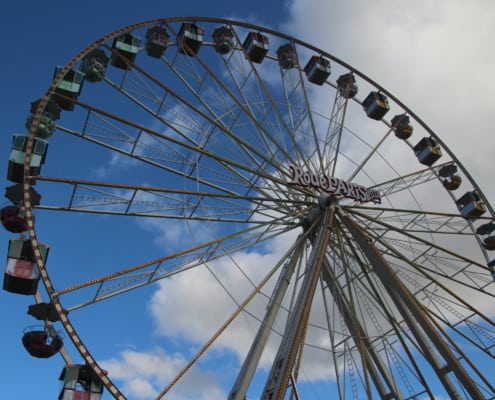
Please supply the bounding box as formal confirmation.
[3,16,495,399]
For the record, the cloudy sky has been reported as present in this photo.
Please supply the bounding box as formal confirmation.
[1,1,494,399]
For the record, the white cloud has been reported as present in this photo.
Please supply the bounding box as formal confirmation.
[148,228,299,366]
[93,148,139,179]
[101,348,227,400]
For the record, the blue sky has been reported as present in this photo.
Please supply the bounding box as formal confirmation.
[1,1,495,399]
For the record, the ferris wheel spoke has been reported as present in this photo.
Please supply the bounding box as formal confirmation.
[154,57,291,177]
[219,51,292,162]
[345,207,495,297]
[224,27,317,172]
[33,175,309,222]
[321,257,408,399]
[56,101,297,203]
[316,223,422,398]
[368,161,455,198]
[276,45,326,171]
[81,53,296,205]
[348,206,491,262]
[322,93,351,177]
[327,235,438,398]
[152,29,305,177]
[344,211,495,332]
[100,70,290,191]
[349,203,476,234]
[103,32,326,205]
[346,205,476,235]
[347,125,394,182]
[339,228,495,355]
[327,213,495,397]
[56,213,297,311]
[338,211,489,399]
[422,294,495,357]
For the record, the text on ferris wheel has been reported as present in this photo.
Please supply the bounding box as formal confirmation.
[287,165,381,204]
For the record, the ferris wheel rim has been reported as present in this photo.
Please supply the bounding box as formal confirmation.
[17,16,495,399]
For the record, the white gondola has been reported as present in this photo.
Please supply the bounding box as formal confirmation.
[7,134,48,184]
[59,364,104,400]
[3,238,49,295]
[178,23,205,56]
[53,67,85,111]
[110,32,140,69]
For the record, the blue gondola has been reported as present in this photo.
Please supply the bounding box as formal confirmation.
[363,91,390,120]
[455,191,486,219]
[413,137,442,166]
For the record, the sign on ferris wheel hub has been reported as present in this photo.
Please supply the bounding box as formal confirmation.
[287,164,381,204]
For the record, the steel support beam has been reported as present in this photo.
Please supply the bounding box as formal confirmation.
[261,203,336,400]
[228,235,306,399]
[321,259,405,399]
[339,211,484,400]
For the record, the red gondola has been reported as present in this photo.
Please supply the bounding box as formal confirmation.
[22,326,63,358]
[1,205,29,233]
